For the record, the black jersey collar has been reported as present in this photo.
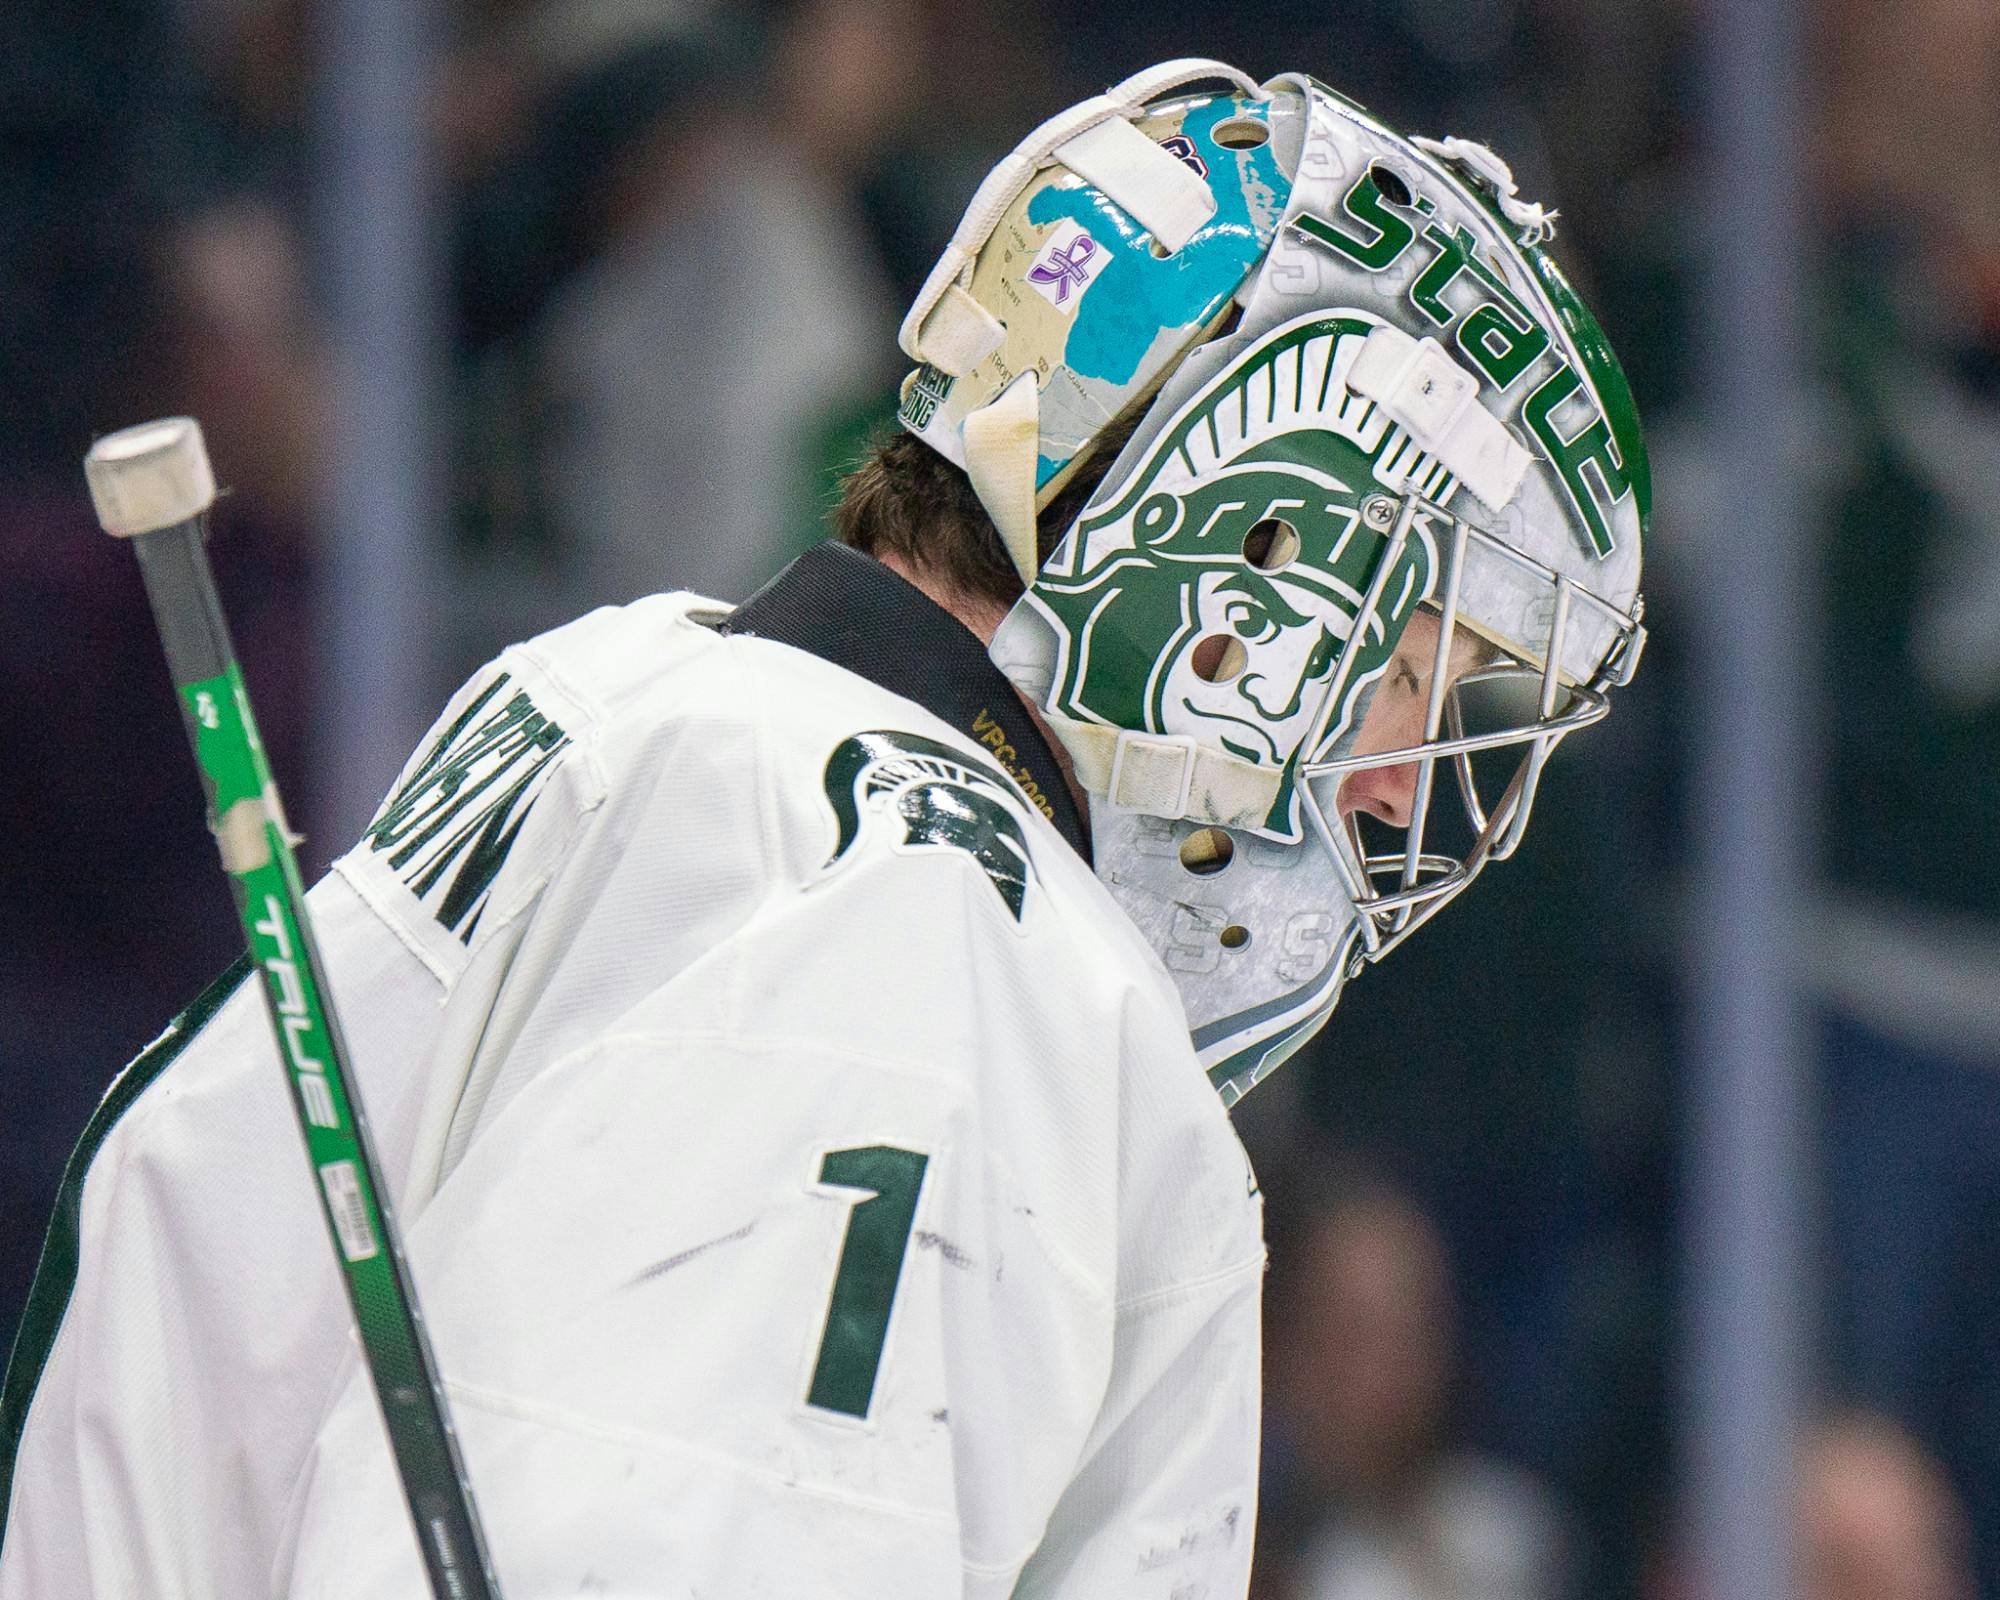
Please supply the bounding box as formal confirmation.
[720,542,1090,862]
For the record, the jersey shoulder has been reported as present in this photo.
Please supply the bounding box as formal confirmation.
[366,590,1250,1304]
[333,592,748,977]
[508,592,1192,1062]
[345,586,1198,1088]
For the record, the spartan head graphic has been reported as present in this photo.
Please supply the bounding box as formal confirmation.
[1028,313,1445,841]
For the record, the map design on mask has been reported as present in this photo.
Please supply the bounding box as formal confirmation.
[1028,311,1448,842]
[899,93,1294,498]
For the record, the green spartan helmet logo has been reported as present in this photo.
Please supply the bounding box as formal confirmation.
[1031,314,1441,840]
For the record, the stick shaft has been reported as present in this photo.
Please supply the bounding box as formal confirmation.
[130,517,500,1600]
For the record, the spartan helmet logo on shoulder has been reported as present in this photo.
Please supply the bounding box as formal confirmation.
[898,61,1649,1103]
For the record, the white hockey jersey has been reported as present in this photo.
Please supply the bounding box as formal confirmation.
[0,544,1265,1598]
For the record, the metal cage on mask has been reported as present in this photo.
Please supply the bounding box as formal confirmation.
[1054,468,1645,1108]
[1299,495,1646,965]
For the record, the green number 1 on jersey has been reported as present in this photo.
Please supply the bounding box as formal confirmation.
[808,1145,929,1418]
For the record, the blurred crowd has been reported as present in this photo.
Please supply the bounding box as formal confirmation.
[1252,1160,1975,1600]
[2,0,1997,1595]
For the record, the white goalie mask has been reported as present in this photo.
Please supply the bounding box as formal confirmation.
[897,62,1649,1102]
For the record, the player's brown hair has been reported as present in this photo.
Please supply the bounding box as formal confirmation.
[834,414,1139,610]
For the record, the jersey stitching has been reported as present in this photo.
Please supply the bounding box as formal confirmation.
[505,634,607,737]
[722,629,785,1035]
[979,1145,1116,1308]
[471,750,604,947]
[510,632,613,804]
[963,1545,1038,1581]
[1114,1250,1265,1315]
[330,855,458,985]
[440,1377,961,1528]
[340,645,610,978]
[457,647,610,940]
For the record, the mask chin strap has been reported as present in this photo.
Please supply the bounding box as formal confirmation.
[1042,714,1286,831]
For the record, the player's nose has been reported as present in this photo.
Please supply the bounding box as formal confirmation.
[1337,761,1418,828]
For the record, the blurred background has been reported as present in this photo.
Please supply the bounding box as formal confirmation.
[1,0,1995,1596]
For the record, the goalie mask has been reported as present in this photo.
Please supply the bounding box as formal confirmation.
[897,62,1649,1103]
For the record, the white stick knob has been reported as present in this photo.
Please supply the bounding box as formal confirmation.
[84,417,218,538]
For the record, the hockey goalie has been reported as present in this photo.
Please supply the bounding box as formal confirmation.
[0,59,1645,1599]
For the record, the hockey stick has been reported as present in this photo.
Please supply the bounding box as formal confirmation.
[83,418,501,1600]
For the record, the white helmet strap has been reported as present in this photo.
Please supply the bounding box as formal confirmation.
[1055,116,1215,252]
[1049,714,1285,829]
[1346,325,1532,510]
[1408,134,1560,244]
